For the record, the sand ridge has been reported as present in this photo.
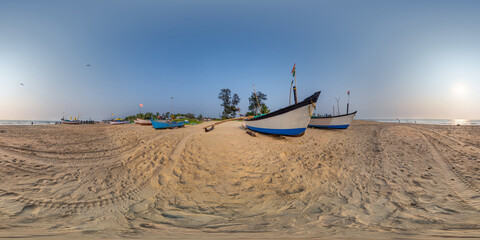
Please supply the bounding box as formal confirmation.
[0,121,479,239]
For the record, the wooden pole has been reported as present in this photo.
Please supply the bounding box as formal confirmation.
[347,93,350,114]
[293,70,298,104]
[335,97,340,116]
[253,84,261,115]
[289,80,294,106]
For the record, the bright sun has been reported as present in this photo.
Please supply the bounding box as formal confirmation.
[453,83,466,95]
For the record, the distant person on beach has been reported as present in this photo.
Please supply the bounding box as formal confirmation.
[31,122,33,125]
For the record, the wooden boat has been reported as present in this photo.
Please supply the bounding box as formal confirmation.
[109,120,130,125]
[151,120,184,129]
[244,91,320,136]
[61,120,81,124]
[134,118,152,125]
[309,111,357,129]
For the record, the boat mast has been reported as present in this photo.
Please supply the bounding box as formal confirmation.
[289,80,294,106]
[347,91,350,114]
[253,84,261,115]
[292,64,298,104]
[335,97,340,116]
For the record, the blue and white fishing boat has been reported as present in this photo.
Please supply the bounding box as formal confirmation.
[309,111,357,129]
[151,120,184,129]
[244,91,320,136]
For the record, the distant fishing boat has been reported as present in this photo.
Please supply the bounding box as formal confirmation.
[151,120,184,129]
[309,111,357,129]
[134,118,152,125]
[61,120,81,124]
[109,120,130,125]
[244,91,320,136]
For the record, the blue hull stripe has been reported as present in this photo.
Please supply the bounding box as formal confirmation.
[152,121,184,129]
[308,124,349,129]
[246,126,306,136]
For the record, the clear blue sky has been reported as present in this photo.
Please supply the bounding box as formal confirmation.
[1,0,479,120]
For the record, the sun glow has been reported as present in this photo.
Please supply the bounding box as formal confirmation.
[452,83,466,96]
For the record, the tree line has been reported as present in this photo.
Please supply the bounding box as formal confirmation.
[124,112,204,122]
[218,88,270,119]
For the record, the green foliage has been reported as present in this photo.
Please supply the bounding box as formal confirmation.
[245,104,269,117]
[125,112,156,121]
[248,91,268,115]
[144,112,154,119]
[218,88,232,119]
[184,113,195,119]
[124,112,205,125]
[125,115,136,121]
[260,103,270,114]
[218,89,241,119]
[231,93,240,118]
[172,118,203,125]
[162,112,171,118]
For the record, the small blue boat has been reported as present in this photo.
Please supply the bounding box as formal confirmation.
[151,120,184,129]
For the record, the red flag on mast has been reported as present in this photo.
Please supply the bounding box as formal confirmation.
[139,103,144,107]
[291,63,296,77]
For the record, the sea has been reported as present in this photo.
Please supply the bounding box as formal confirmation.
[0,120,60,125]
[365,119,480,126]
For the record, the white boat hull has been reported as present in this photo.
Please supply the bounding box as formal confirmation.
[134,119,152,125]
[309,111,356,129]
[245,92,320,136]
[109,121,130,125]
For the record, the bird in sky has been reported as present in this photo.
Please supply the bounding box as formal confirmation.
[19,83,24,86]
[86,64,91,67]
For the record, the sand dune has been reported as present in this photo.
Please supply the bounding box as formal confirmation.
[0,121,479,239]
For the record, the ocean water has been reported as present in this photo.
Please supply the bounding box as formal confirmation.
[0,120,60,125]
[365,119,480,126]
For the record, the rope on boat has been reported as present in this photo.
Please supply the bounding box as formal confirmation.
[309,100,317,116]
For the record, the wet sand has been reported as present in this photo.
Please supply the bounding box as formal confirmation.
[0,120,479,239]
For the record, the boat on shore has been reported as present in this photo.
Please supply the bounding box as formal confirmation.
[309,111,357,129]
[109,120,130,125]
[134,118,152,125]
[244,91,320,136]
[151,120,184,129]
[61,120,81,124]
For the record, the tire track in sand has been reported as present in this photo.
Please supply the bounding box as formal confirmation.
[417,130,480,210]
[155,124,208,186]
[0,128,182,213]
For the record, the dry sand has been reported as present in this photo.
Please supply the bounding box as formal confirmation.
[0,120,479,239]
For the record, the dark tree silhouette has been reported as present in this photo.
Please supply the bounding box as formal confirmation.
[231,93,241,118]
[218,88,232,119]
[248,91,269,115]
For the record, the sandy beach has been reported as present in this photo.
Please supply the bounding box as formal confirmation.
[0,120,479,239]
